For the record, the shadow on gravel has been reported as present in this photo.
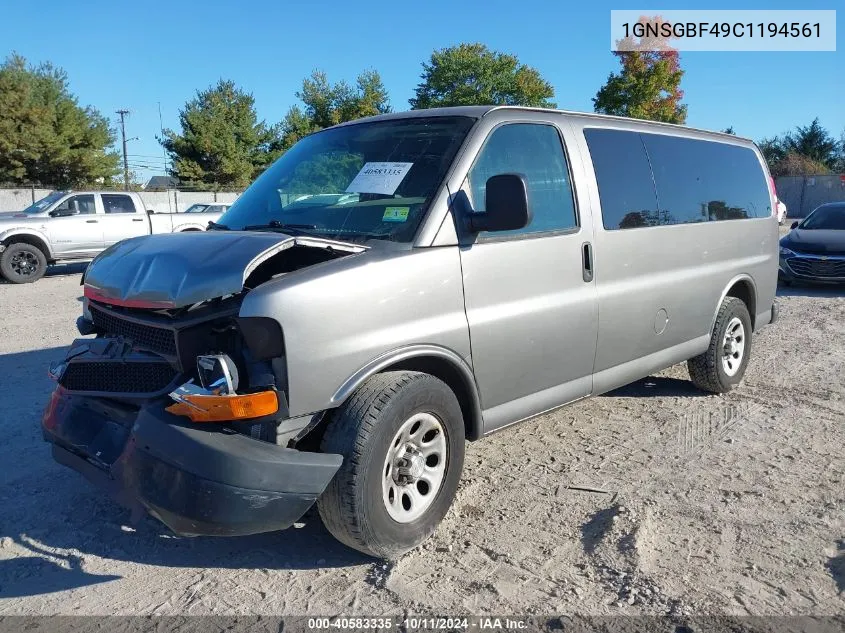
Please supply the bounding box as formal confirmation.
[0,261,87,284]
[0,556,120,599]
[580,504,620,555]
[46,262,88,278]
[777,283,844,298]
[604,376,706,399]
[0,345,370,599]
[827,540,845,595]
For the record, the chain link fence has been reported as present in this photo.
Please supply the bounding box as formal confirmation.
[775,174,845,219]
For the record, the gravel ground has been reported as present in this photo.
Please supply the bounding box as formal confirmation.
[0,256,843,619]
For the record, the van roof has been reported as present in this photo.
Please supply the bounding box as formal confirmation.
[334,105,751,143]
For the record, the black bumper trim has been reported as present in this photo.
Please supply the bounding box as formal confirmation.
[43,391,342,537]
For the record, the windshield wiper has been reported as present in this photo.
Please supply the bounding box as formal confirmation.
[241,220,318,235]
[329,230,393,241]
[207,221,229,230]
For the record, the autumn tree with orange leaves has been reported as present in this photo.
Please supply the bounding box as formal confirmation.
[593,16,687,124]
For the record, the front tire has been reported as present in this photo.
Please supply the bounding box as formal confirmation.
[0,242,48,283]
[317,371,465,559]
[688,296,752,393]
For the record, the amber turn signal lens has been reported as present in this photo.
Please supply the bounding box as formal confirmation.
[166,390,278,423]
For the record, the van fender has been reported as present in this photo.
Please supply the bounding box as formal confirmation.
[712,273,757,332]
[0,226,54,260]
[329,344,484,440]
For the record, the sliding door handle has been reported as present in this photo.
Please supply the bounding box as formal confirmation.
[582,242,593,283]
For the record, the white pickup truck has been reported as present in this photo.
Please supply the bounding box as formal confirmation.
[0,191,226,283]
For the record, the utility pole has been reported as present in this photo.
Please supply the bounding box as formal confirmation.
[116,109,130,191]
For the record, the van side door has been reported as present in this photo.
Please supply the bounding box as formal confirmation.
[100,193,149,246]
[457,118,599,433]
[44,193,103,257]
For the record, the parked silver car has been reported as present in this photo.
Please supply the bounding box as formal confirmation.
[43,106,778,558]
[183,203,231,214]
[0,191,224,283]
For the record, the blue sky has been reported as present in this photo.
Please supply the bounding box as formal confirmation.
[1,0,842,182]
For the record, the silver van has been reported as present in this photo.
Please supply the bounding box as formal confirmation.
[43,106,778,558]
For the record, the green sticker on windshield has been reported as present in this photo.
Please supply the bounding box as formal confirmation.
[383,206,410,222]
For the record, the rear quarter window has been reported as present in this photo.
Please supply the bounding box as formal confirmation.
[584,128,771,230]
[641,133,770,223]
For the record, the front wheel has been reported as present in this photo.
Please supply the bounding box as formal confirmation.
[688,296,752,393]
[0,242,48,283]
[317,371,465,559]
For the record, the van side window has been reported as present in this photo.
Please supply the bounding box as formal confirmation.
[641,133,771,222]
[585,128,771,230]
[102,194,137,214]
[583,129,659,230]
[53,194,96,215]
[468,123,577,236]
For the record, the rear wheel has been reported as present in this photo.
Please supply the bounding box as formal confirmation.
[317,371,465,559]
[0,243,48,283]
[688,296,752,393]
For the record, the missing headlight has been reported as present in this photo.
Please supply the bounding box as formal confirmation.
[237,317,284,360]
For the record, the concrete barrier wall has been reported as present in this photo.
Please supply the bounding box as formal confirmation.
[774,175,845,218]
[0,188,241,214]
[0,188,54,211]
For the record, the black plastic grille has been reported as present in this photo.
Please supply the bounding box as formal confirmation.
[787,257,845,279]
[60,361,177,394]
[90,307,177,356]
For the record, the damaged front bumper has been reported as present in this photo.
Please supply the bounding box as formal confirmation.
[41,387,342,537]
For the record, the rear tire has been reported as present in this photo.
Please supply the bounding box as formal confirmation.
[317,371,465,559]
[688,296,752,394]
[0,242,48,283]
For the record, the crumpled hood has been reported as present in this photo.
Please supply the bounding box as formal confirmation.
[782,229,845,255]
[83,231,296,308]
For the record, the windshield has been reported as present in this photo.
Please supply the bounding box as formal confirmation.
[184,204,210,213]
[800,205,845,230]
[217,116,476,242]
[20,192,66,214]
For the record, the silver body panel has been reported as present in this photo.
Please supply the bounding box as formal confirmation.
[79,107,779,437]
[240,246,472,420]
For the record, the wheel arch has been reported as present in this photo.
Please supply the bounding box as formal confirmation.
[330,345,483,441]
[0,229,53,261]
[715,275,758,331]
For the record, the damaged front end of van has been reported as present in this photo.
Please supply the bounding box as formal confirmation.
[41,231,364,536]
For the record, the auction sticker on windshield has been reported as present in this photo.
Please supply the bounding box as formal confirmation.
[383,206,410,222]
[346,162,413,195]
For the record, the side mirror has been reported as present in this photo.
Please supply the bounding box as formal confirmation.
[466,173,531,233]
[790,221,799,229]
[49,208,77,218]
[146,209,155,215]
